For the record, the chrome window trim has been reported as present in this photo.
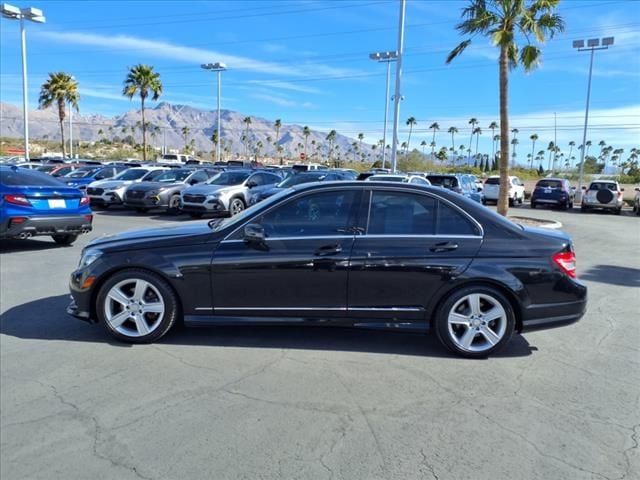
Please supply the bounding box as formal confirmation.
[358,234,483,239]
[221,235,355,244]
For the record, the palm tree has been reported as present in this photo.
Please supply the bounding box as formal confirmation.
[429,122,440,157]
[510,138,519,165]
[487,121,498,162]
[401,141,408,154]
[467,117,478,160]
[302,125,311,156]
[38,72,79,158]
[243,116,252,158]
[326,130,337,163]
[181,126,190,150]
[473,127,482,157]
[211,129,219,156]
[406,117,417,154]
[567,141,576,168]
[358,132,364,152]
[448,126,458,165]
[420,140,427,156]
[274,119,282,149]
[447,0,564,215]
[585,140,592,157]
[529,134,538,168]
[122,64,162,161]
[547,141,555,170]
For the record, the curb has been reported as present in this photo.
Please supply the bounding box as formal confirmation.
[508,216,563,229]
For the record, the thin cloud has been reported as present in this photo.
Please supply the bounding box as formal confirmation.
[245,80,322,94]
[249,93,297,108]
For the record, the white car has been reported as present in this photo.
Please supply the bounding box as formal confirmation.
[483,175,525,206]
[366,174,431,186]
[86,167,169,208]
[581,180,625,215]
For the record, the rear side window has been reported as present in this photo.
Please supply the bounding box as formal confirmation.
[536,180,562,189]
[484,177,500,185]
[0,168,66,187]
[437,202,479,236]
[588,182,617,191]
[427,176,458,189]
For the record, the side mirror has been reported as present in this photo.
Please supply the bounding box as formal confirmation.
[246,180,258,189]
[620,188,624,192]
[189,178,199,185]
[582,186,587,190]
[477,187,483,192]
[244,223,266,244]
[635,187,640,192]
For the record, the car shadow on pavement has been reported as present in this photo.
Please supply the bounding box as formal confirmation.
[581,265,640,287]
[0,294,535,359]
[0,238,69,253]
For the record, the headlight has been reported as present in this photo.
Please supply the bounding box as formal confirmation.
[206,194,219,200]
[147,190,159,196]
[78,249,102,269]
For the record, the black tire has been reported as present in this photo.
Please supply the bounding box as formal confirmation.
[581,205,590,213]
[96,268,179,343]
[508,197,514,207]
[136,207,149,213]
[229,197,245,216]
[561,200,569,211]
[636,203,640,216]
[52,234,78,246]
[530,201,536,209]
[189,212,203,219]
[434,285,515,358]
[614,208,622,215]
[167,195,181,215]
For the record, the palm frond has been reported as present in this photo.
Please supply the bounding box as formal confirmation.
[446,39,472,64]
[520,44,541,72]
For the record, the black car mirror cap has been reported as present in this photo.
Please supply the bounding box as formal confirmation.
[189,179,199,185]
[244,223,266,243]
[246,180,258,188]
[582,186,587,190]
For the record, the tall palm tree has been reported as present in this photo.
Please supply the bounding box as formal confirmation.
[274,119,282,148]
[405,117,417,154]
[429,122,440,157]
[358,132,364,152]
[467,117,478,160]
[38,72,79,158]
[181,126,190,150]
[447,0,564,215]
[585,140,592,157]
[487,121,498,162]
[510,138,519,165]
[473,127,482,157]
[211,129,219,155]
[420,140,427,156]
[122,64,162,161]
[326,130,337,163]
[243,116,252,158]
[547,141,555,170]
[302,126,311,156]
[448,126,458,165]
[529,134,538,168]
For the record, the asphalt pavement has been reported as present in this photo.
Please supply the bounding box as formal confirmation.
[1,204,639,480]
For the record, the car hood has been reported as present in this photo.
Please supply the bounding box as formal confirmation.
[128,181,183,191]
[89,179,133,189]
[182,184,237,195]
[87,222,216,251]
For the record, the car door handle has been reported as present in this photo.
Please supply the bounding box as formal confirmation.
[315,244,342,256]
[429,242,459,253]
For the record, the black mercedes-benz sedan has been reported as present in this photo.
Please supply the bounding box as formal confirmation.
[68,181,587,358]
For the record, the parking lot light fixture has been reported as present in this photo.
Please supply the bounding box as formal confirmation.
[1,3,46,161]
[369,51,398,169]
[573,36,614,193]
[201,62,227,164]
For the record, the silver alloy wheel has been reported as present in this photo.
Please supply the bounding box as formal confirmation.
[169,195,180,209]
[104,278,165,337]
[230,199,244,216]
[447,293,507,353]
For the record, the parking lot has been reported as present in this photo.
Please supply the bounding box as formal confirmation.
[1,205,639,480]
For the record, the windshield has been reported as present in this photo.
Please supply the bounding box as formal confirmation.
[154,169,192,183]
[278,172,325,187]
[115,168,150,181]
[484,177,500,185]
[206,171,251,186]
[36,165,57,173]
[536,180,563,188]
[64,167,100,178]
[1,168,67,186]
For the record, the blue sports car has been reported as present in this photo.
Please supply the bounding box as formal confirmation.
[0,165,93,245]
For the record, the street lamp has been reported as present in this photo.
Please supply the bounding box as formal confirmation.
[573,36,614,193]
[389,0,406,173]
[201,62,227,164]
[1,3,45,161]
[369,51,397,169]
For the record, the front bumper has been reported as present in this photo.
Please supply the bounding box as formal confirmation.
[180,200,230,216]
[0,214,93,239]
[123,194,169,209]
[89,192,123,206]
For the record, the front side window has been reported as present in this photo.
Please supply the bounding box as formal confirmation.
[115,169,149,181]
[259,190,357,237]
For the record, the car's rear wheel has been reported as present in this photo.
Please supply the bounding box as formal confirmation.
[136,207,148,213]
[229,198,245,216]
[530,201,536,209]
[52,234,78,246]
[96,269,179,343]
[435,286,515,358]
[614,208,622,215]
[581,204,590,213]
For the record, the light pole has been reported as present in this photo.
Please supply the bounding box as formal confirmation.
[573,36,614,193]
[201,62,227,164]
[390,0,406,173]
[369,51,397,170]
[1,3,45,161]
[69,75,75,159]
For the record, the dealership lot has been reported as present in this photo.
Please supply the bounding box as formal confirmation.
[1,207,639,480]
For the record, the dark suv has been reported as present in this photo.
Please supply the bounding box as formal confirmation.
[531,178,575,210]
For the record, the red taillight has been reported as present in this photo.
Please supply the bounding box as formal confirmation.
[4,194,31,206]
[85,214,93,223]
[9,217,27,227]
[552,251,577,278]
[80,195,90,206]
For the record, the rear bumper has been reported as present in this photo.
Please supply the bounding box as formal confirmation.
[0,214,93,239]
[521,284,587,332]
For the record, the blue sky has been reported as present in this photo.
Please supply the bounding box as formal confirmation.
[1,0,639,155]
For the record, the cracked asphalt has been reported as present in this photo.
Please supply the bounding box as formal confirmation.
[1,206,639,480]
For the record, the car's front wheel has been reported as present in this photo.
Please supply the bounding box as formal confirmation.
[229,198,245,216]
[96,269,179,343]
[435,286,515,358]
[52,234,78,246]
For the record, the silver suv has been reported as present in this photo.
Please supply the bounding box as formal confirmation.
[581,180,624,214]
[180,169,282,218]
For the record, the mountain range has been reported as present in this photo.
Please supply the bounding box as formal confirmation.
[0,102,375,160]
